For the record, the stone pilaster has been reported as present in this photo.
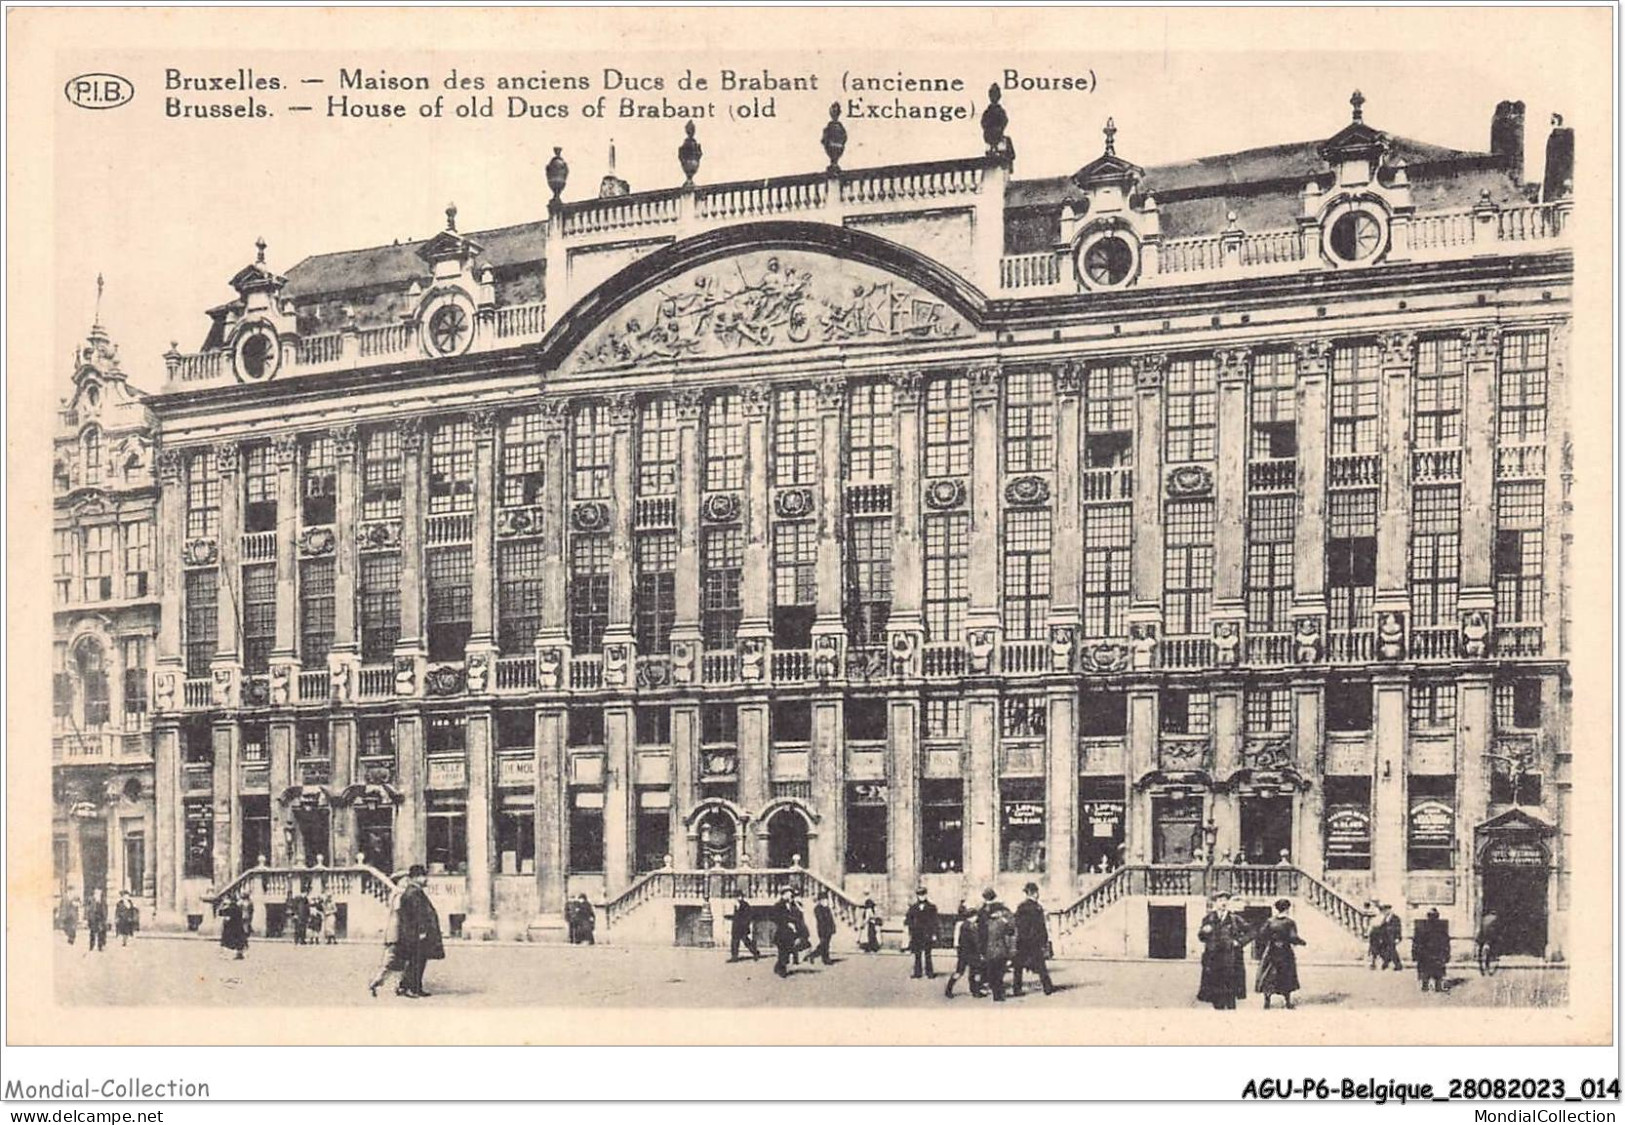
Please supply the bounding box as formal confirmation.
[813,377,847,657]
[330,716,356,860]
[330,426,359,655]
[737,697,770,858]
[967,364,1003,658]
[1293,341,1331,609]
[1051,363,1083,625]
[1130,355,1166,612]
[887,371,925,651]
[965,689,998,884]
[153,720,179,919]
[464,706,494,934]
[1377,332,1417,606]
[268,719,294,864]
[603,702,633,894]
[394,711,424,869]
[155,450,186,666]
[1213,349,1251,608]
[1125,688,1158,863]
[537,402,570,661]
[1372,677,1408,906]
[670,700,699,856]
[531,703,566,928]
[469,410,499,648]
[1045,685,1078,901]
[887,694,919,909]
[214,441,241,661]
[606,394,636,641]
[272,435,300,660]
[810,695,843,876]
[1457,673,1493,913]
[1292,682,1325,875]
[211,719,237,884]
[739,386,772,641]
[1459,325,1501,604]
[396,419,426,663]
[672,390,704,646]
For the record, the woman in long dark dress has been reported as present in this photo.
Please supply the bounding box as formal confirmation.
[219,894,248,960]
[1196,893,1250,1010]
[1256,898,1307,1009]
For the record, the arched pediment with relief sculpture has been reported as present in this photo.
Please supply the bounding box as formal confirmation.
[542,221,988,374]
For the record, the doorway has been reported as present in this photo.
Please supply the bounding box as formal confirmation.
[1482,866,1549,957]
[1148,905,1187,959]
[765,808,809,869]
[79,822,108,901]
[356,806,395,873]
[1152,796,1203,865]
[122,832,145,897]
[294,806,331,867]
[240,797,271,871]
[1240,795,1294,865]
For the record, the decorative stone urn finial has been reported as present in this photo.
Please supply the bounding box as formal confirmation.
[1350,89,1365,123]
[821,102,847,172]
[678,120,703,185]
[545,146,569,212]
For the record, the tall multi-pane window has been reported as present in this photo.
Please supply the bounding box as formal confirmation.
[1164,499,1215,636]
[361,428,402,521]
[54,529,75,603]
[122,636,149,719]
[1411,486,1460,629]
[82,427,103,485]
[635,532,677,654]
[1165,356,1217,463]
[772,521,817,648]
[1082,505,1131,637]
[358,553,401,663]
[186,451,220,538]
[243,443,277,533]
[1410,681,1458,731]
[1498,331,1549,443]
[82,525,113,601]
[1327,491,1378,634]
[1003,508,1052,640]
[1084,362,1134,467]
[426,546,473,661]
[123,521,151,598]
[500,410,546,507]
[848,382,894,483]
[704,393,745,492]
[1245,687,1293,734]
[241,564,277,673]
[924,375,970,477]
[569,534,611,653]
[1004,369,1055,473]
[299,557,335,666]
[773,387,818,486]
[302,435,336,525]
[846,514,893,647]
[924,697,965,741]
[1250,350,1298,459]
[572,403,613,500]
[923,512,969,642]
[638,399,679,495]
[1331,344,1382,455]
[701,527,743,650]
[1414,337,1464,449]
[498,540,545,654]
[1495,482,1544,627]
[1246,495,1295,633]
[183,570,218,677]
[428,419,475,515]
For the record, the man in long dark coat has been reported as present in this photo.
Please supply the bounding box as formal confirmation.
[1414,908,1451,992]
[811,892,837,965]
[904,888,940,979]
[84,890,109,953]
[725,894,760,962]
[770,887,805,978]
[395,864,445,997]
[1255,898,1306,1009]
[1370,904,1404,970]
[1197,892,1250,1010]
[975,889,1015,1002]
[1012,882,1055,996]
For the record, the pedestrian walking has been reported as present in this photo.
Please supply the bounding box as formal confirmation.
[811,892,837,965]
[1012,882,1055,996]
[574,894,596,945]
[975,889,1016,1002]
[369,881,406,998]
[1255,899,1306,1009]
[904,888,939,979]
[1370,904,1404,970]
[59,896,80,945]
[1196,892,1250,1010]
[219,893,249,960]
[859,896,882,953]
[770,887,806,978]
[1414,908,1451,992]
[394,864,445,997]
[725,894,760,962]
[84,890,109,953]
[114,891,139,946]
[290,889,309,946]
[943,902,984,998]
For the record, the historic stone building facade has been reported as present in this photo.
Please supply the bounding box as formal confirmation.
[52,288,161,913]
[142,92,1572,956]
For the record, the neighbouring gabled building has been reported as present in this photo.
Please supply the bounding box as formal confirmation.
[139,91,1572,959]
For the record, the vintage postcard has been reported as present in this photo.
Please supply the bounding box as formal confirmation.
[4,5,1613,1051]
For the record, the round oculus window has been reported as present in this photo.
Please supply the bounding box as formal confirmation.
[1074,226,1141,291]
[232,324,281,382]
[1327,208,1385,264]
[427,302,471,356]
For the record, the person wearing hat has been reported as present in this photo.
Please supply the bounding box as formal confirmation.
[724,893,761,962]
[975,888,1016,1002]
[114,890,139,946]
[1255,898,1307,1009]
[904,887,940,979]
[769,886,806,978]
[811,891,837,965]
[1196,892,1250,1010]
[1370,903,1403,971]
[1414,907,1451,993]
[943,902,985,999]
[394,864,445,997]
[1012,882,1055,996]
[859,896,882,953]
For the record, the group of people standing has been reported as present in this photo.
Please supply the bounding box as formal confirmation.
[282,889,339,946]
[57,889,141,951]
[942,884,1056,1001]
[1197,894,1307,1010]
[565,893,597,945]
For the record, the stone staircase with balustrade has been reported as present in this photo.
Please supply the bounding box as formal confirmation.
[202,864,399,940]
[600,866,870,947]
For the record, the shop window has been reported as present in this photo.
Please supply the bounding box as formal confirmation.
[636,791,671,873]
[425,715,464,755]
[1159,689,1210,735]
[183,719,214,765]
[1326,679,1373,732]
[1323,776,1372,870]
[1000,778,1046,872]
[921,779,963,874]
[240,723,269,763]
[701,703,737,746]
[1495,678,1543,730]
[771,700,811,744]
[567,708,604,748]
[635,705,671,747]
[844,783,889,874]
[569,791,605,872]
[183,798,214,878]
[844,698,888,743]
[426,796,468,875]
[1078,776,1126,873]
[1079,690,1127,737]
[1407,775,1456,871]
[496,801,535,874]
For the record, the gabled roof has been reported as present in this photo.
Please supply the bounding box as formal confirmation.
[282,219,549,299]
